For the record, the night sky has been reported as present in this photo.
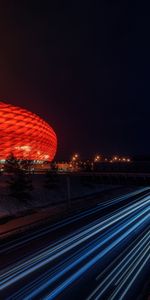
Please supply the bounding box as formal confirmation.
[0,2,149,160]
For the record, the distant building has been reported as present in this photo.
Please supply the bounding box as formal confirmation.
[57,162,72,172]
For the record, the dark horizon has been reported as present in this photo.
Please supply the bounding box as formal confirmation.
[0,2,149,159]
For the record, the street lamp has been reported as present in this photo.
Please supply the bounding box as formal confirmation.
[94,155,101,162]
[71,153,80,171]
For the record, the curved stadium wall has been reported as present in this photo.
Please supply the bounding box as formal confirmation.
[0,101,57,161]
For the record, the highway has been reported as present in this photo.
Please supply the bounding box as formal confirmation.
[0,187,150,300]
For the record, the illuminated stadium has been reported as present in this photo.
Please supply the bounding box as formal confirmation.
[0,101,57,161]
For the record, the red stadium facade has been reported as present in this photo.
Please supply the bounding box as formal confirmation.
[0,101,57,161]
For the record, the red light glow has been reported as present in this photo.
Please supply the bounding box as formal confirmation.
[0,102,57,161]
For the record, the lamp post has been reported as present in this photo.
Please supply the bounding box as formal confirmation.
[71,153,79,171]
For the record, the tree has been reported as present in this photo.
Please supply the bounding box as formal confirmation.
[8,169,33,203]
[4,153,33,203]
[4,153,20,174]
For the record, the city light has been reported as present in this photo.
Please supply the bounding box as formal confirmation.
[71,153,79,161]
[111,155,131,163]
[94,154,101,162]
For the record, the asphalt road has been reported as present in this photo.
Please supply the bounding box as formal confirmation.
[0,187,150,300]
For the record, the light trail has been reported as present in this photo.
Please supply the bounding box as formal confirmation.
[87,230,150,299]
[110,246,150,300]
[0,188,149,300]
[6,213,149,300]
[42,213,149,300]
[0,187,149,255]
[1,192,149,289]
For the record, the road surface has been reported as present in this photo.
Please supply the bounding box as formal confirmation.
[0,187,150,299]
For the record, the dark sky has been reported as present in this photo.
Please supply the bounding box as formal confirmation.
[0,1,149,159]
